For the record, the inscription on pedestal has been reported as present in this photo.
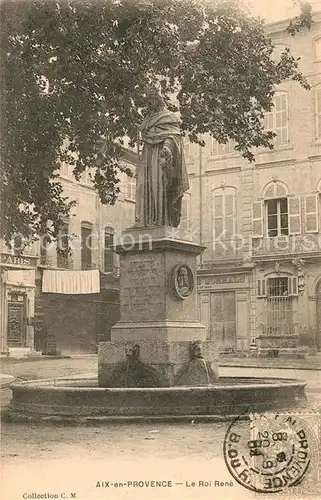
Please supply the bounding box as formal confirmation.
[121,255,165,321]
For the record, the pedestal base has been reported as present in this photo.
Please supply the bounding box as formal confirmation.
[99,227,218,387]
[111,320,206,342]
[98,340,218,387]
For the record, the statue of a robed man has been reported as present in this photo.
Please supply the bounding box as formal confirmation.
[135,88,189,228]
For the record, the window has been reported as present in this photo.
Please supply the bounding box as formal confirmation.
[316,89,321,139]
[212,139,234,156]
[213,190,236,239]
[56,222,69,269]
[81,223,92,270]
[104,227,114,272]
[212,188,237,257]
[80,167,95,186]
[60,163,73,178]
[271,44,287,63]
[252,181,302,239]
[266,198,288,237]
[264,277,294,336]
[125,173,136,201]
[268,277,289,297]
[315,37,321,61]
[180,193,191,232]
[264,92,289,146]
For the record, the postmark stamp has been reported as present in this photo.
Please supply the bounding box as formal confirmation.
[223,410,320,494]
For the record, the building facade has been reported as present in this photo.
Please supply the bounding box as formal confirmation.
[1,13,320,357]
[0,148,137,356]
[185,13,321,354]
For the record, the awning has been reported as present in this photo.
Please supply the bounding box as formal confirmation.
[42,269,100,294]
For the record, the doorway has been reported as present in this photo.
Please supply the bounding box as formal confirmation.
[210,291,236,352]
[7,295,27,347]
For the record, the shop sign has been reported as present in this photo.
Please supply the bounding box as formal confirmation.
[197,274,246,289]
[1,253,38,267]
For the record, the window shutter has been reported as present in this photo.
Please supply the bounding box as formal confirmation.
[288,277,298,296]
[257,279,267,298]
[213,194,224,238]
[225,193,235,237]
[288,196,301,235]
[252,201,264,237]
[304,194,319,233]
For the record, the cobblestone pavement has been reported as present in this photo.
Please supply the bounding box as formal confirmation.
[1,357,321,500]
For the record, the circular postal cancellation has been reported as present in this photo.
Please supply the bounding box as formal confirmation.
[172,264,194,300]
[223,410,320,495]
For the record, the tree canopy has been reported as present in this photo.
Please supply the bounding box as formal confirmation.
[0,0,313,245]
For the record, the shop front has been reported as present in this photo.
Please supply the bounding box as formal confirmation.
[0,252,38,355]
[197,269,253,353]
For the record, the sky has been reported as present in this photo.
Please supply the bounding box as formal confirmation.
[245,0,321,23]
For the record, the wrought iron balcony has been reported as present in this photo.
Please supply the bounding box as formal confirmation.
[251,234,321,259]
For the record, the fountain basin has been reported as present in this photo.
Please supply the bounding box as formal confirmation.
[5,376,307,423]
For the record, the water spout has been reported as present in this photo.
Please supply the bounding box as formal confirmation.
[200,357,211,385]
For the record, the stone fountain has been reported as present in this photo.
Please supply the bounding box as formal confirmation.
[6,89,307,422]
[98,226,217,389]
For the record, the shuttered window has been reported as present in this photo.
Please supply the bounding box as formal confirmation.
[266,198,288,237]
[271,44,287,62]
[258,277,298,298]
[212,189,236,239]
[264,92,289,146]
[212,139,235,156]
[81,223,92,270]
[125,173,136,201]
[57,221,69,269]
[317,89,321,139]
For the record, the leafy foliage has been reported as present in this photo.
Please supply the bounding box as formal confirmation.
[286,1,314,35]
[1,0,311,244]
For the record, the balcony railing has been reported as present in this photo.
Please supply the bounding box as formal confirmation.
[252,234,321,258]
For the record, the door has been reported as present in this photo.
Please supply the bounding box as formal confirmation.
[317,282,321,351]
[7,300,26,347]
[210,291,236,352]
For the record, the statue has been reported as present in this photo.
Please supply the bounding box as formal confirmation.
[135,87,189,228]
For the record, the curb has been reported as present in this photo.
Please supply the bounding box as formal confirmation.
[0,375,15,388]
[219,363,321,371]
[0,355,71,363]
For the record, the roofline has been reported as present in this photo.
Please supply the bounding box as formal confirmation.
[265,9,321,34]
[120,146,137,166]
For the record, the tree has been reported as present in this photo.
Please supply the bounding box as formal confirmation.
[0,0,313,245]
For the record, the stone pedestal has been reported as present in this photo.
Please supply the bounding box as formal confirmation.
[99,227,218,387]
